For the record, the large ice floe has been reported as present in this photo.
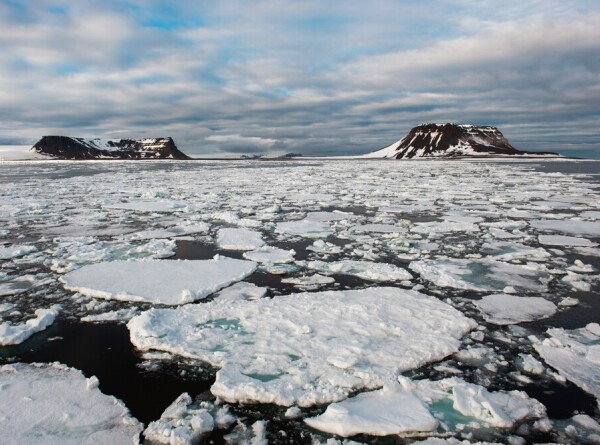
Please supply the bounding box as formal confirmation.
[474,294,557,325]
[533,323,600,399]
[128,287,476,406]
[0,362,142,444]
[61,258,257,305]
[306,260,412,282]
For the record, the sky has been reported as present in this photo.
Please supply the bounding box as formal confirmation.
[0,0,599,158]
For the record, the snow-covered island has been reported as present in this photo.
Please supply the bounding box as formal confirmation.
[30,136,191,160]
[363,123,561,159]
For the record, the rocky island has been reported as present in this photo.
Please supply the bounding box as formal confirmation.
[365,124,559,159]
[31,136,190,160]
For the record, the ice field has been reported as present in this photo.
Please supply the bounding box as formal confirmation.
[0,159,599,444]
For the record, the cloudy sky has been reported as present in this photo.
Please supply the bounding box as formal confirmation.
[1,1,599,157]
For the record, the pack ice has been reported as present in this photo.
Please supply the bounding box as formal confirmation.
[61,258,256,305]
[128,287,476,406]
[0,362,142,444]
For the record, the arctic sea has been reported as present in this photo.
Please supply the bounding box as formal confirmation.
[0,159,599,444]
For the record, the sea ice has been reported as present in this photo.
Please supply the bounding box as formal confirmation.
[0,244,37,259]
[0,307,59,346]
[62,258,257,305]
[410,258,548,292]
[243,246,295,264]
[533,323,600,399]
[0,362,142,444]
[307,260,412,282]
[275,219,333,238]
[304,382,438,437]
[217,228,264,251]
[480,242,550,261]
[128,287,475,406]
[351,224,407,233]
[538,235,597,247]
[143,393,215,445]
[531,219,600,236]
[474,294,557,325]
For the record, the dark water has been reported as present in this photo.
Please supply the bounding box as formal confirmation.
[0,321,214,426]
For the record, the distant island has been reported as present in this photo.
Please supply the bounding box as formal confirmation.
[31,136,190,160]
[363,124,560,159]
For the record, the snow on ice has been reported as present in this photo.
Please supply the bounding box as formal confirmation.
[61,258,257,305]
[474,294,557,325]
[0,362,142,444]
[128,287,475,406]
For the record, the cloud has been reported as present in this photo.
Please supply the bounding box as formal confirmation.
[0,1,599,157]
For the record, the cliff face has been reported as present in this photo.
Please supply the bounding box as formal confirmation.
[366,124,559,159]
[31,136,191,160]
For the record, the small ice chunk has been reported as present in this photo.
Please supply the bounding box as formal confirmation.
[143,392,215,445]
[307,260,412,282]
[275,220,333,238]
[216,282,267,302]
[558,297,579,307]
[243,246,295,264]
[516,354,545,375]
[0,307,59,346]
[352,224,407,234]
[0,244,37,259]
[217,228,264,251]
[304,383,437,437]
[284,406,302,418]
[306,240,342,254]
[0,363,142,443]
[81,308,139,323]
[62,258,257,305]
[475,294,556,325]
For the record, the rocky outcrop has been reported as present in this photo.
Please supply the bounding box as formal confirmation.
[365,124,559,159]
[31,136,191,160]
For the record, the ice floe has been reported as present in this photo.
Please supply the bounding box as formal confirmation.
[217,228,264,251]
[304,382,438,437]
[0,244,37,259]
[275,219,333,238]
[410,258,549,292]
[533,323,600,399]
[0,362,142,444]
[538,234,597,247]
[143,393,214,445]
[61,258,257,305]
[0,307,59,345]
[242,246,295,264]
[531,219,600,236]
[307,260,412,282]
[474,294,557,325]
[128,287,475,406]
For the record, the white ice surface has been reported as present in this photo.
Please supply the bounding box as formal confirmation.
[243,246,295,264]
[0,362,142,444]
[143,393,214,445]
[538,234,597,247]
[62,258,257,305]
[533,323,600,399]
[475,294,557,325]
[531,219,600,236]
[217,228,264,251]
[0,307,58,346]
[128,287,475,407]
[275,220,333,238]
[304,382,438,437]
[410,258,548,292]
[307,260,412,282]
[0,244,37,259]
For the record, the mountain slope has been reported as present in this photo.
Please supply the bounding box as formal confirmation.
[364,124,559,159]
[31,136,191,160]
